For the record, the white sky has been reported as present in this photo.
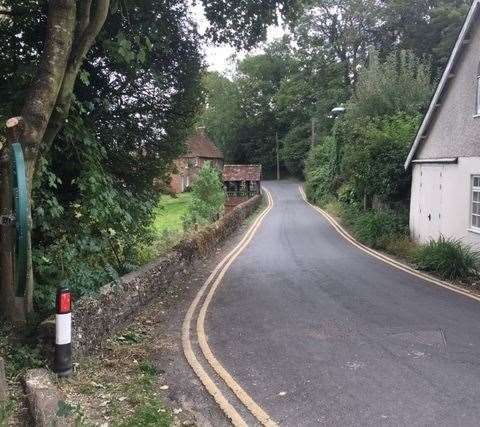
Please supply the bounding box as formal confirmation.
[189,2,286,74]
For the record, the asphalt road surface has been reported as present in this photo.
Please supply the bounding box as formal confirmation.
[206,180,480,426]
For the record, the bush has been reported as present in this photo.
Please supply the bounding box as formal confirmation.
[183,162,226,227]
[414,237,480,280]
[33,238,120,316]
[304,136,338,204]
[341,113,420,204]
[347,208,408,249]
[384,235,417,260]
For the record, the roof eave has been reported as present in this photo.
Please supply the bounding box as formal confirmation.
[404,0,480,169]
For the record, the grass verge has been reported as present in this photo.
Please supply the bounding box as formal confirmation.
[58,324,174,426]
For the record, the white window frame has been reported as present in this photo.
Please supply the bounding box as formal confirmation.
[471,175,480,230]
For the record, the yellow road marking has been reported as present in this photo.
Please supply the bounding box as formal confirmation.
[182,188,277,427]
[299,185,480,303]
[197,188,278,427]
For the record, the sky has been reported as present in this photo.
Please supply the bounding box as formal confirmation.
[190,2,286,74]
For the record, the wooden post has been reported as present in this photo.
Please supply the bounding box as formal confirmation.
[276,132,280,181]
[2,117,26,323]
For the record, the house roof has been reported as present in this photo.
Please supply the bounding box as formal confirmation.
[404,0,480,169]
[223,165,262,182]
[183,129,223,159]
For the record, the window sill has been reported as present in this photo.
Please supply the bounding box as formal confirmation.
[473,114,480,118]
[468,227,480,235]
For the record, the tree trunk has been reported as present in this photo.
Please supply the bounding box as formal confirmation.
[20,0,76,313]
[16,0,109,315]
[22,0,76,181]
[41,0,110,156]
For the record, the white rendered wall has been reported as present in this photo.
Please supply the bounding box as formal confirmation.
[410,157,480,247]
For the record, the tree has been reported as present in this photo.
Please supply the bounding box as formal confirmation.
[347,49,432,119]
[183,162,226,227]
[1,0,110,317]
[296,0,382,87]
[201,0,303,49]
[235,42,292,173]
[377,0,470,75]
[198,72,242,162]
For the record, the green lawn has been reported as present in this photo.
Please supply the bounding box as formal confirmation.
[152,193,192,234]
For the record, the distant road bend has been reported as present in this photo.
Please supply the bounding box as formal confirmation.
[184,180,480,427]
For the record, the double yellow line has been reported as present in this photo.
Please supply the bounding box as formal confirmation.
[299,185,480,303]
[182,187,278,427]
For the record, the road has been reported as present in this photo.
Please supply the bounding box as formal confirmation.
[195,180,480,426]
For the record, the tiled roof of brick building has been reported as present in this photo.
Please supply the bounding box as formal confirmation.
[223,165,262,182]
[184,129,223,159]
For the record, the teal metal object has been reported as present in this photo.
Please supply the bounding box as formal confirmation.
[10,143,29,297]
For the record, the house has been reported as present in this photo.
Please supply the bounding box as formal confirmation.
[170,128,223,193]
[405,0,480,247]
[223,164,262,212]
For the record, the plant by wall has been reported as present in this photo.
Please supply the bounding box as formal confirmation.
[183,162,226,227]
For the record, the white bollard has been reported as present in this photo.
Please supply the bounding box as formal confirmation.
[55,287,72,377]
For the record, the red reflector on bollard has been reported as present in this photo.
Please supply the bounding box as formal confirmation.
[57,290,71,314]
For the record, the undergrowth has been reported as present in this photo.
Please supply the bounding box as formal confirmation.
[0,400,14,426]
[337,204,409,250]
[413,237,480,280]
[0,321,44,382]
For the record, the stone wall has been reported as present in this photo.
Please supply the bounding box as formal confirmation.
[70,194,262,356]
[0,357,7,404]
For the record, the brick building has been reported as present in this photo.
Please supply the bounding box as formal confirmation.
[170,129,224,193]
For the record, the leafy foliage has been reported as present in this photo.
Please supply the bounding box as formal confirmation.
[345,208,409,249]
[201,0,303,49]
[347,50,432,119]
[305,49,432,207]
[342,113,422,203]
[198,72,243,161]
[183,162,226,227]
[304,136,337,204]
[414,237,480,280]
[280,123,311,177]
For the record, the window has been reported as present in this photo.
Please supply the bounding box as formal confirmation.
[471,176,480,229]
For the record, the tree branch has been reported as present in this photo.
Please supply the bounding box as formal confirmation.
[76,0,93,41]
[42,0,110,156]
[71,0,109,68]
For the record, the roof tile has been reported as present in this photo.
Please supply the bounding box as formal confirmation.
[223,165,262,181]
[184,129,223,159]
